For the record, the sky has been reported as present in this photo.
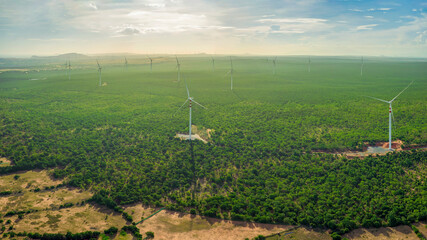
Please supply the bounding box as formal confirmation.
[0,0,426,57]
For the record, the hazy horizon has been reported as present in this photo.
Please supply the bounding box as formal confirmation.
[1,0,426,58]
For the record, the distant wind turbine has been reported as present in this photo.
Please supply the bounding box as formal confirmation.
[176,79,207,141]
[308,56,311,73]
[226,56,234,90]
[273,56,277,75]
[176,56,181,82]
[147,56,153,72]
[365,81,414,150]
[124,57,128,70]
[68,60,71,80]
[360,56,364,77]
[211,56,215,72]
[97,60,102,86]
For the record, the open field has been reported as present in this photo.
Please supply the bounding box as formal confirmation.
[0,55,426,238]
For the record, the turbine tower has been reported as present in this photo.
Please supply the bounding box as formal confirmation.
[68,60,71,80]
[97,60,102,86]
[226,56,234,90]
[175,56,181,82]
[211,56,215,72]
[273,56,277,75]
[366,81,414,150]
[147,56,153,72]
[176,79,207,140]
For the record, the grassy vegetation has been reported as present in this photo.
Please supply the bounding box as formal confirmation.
[0,56,426,235]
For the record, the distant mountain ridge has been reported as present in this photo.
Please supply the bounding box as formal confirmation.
[31,53,89,59]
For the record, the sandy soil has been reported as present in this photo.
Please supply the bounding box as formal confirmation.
[343,225,418,240]
[315,140,426,159]
[0,170,63,192]
[175,133,207,143]
[12,204,126,234]
[0,157,12,167]
[0,169,91,213]
[413,222,427,239]
[124,204,292,240]
[266,227,331,240]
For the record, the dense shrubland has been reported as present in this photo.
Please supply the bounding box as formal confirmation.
[0,57,426,234]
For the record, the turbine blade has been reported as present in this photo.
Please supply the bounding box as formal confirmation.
[390,81,414,102]
[364,95,390,103]
[185,81,190,98]
[174,99,189,115]
[192,99,207,109]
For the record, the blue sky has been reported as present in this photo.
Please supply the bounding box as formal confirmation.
[0,0,426,57]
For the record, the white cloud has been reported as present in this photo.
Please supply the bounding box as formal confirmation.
[415,30,427,44]
[356,24,378,30]
[368,8,391,12]
[89,2,97,10]
[365,16,374,19]
[349,9,363,12]
[412,9,417,12]
[257,18,327,23]
[117,27,140,35]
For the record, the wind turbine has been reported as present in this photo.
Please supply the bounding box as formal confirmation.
[147,56,153,72]
[97,60,102,86]
[360,56,364,77]
[124,57,128,70]
[65,61,68,76]
[176,79,207,141]
[226,56,234,90]
[211,56,215,72]
[68,60,71,80]
[273,56,277,75]
[308,56,311,73]
[365,81,414,150]
[175,56,181,82]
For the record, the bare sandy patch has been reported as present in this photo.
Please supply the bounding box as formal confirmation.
[0,170,91,213]
[413,222,427,239]
[0,170,63,193]
[344,225,418,240]
[124,204,292,240]
[12,204,126,234]
[175,125,213,143]
[266,227,331,240]
[0,157,12,167]
[0,68,30,73]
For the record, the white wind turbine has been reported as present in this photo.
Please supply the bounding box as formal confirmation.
[176,79,207,140]
[175,56,181,82]
[67,60,71,80]
[273,56,277,75]
[97,60,102,86]
[226,56,234,90]
[147,56,153,72]
[366,81,414,150]
[211,56,215,72]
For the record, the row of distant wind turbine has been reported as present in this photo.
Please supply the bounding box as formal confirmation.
[63,56,410,149]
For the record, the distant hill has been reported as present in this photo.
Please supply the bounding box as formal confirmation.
[31,53,90,60]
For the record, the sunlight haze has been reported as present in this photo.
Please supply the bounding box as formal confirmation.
[0,0,426,57]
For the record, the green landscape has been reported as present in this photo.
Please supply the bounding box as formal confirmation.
[0,54,426,239]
